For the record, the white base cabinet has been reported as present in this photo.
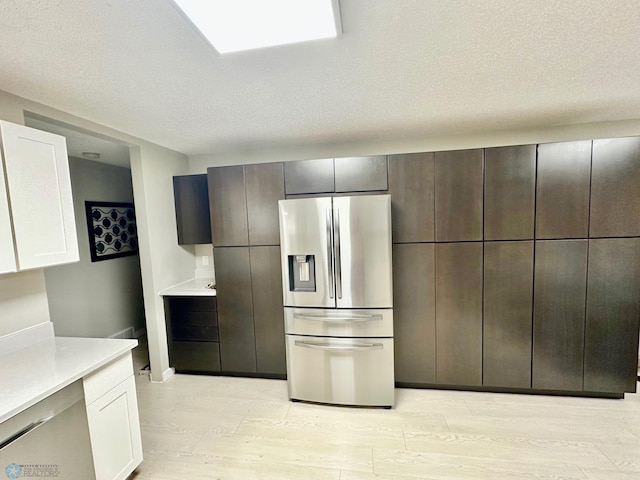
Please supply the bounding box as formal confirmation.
[83,353,143,480]
[0,120,79,273]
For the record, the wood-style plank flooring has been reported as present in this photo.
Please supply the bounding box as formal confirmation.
[129,342,640,480]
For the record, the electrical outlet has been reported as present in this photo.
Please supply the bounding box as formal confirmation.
[202,256,209,266]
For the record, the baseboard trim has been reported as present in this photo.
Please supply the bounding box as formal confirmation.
[151,367,175,383]
[133,327,146,338]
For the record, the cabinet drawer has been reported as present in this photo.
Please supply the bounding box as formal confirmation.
[167,296,217,312]
[170,341,221,373]
[172,324,219,342]
[83,353,134,405]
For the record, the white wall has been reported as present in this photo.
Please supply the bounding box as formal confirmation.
[44,157,145,338]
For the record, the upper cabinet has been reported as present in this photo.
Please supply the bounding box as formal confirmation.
[0,120,78,273]
[208,163,285,247]
[435,149,483,242]
[173,174,211,245]
[590,137,640,238]
[284,156,388,195]
[484,145,536,240]
[536,141,591,239]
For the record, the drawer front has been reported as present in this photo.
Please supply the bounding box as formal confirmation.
[170,341,221,373]
[286,335,395,406]
[83,353,134,406]
[285,308,393,337]
[167,296,217,313]
[171,324,219,342]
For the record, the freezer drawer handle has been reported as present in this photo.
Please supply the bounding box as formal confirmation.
[326,208,334,299]
[294,340,383,352]
[293,312,383,323]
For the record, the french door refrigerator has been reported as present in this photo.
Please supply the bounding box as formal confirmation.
[278,194,394,407]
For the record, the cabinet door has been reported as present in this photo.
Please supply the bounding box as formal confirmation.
[584,238,640,393]
[483,241,533,388]
[214,246,257,373]
[590,137,640,237]
[0,121,78,270]
[435,149,483,241]
[173,174,211,245]
[536,141,591,239]
[532,240,587,391]
[207,166,248,246]
[484,145,535,240]
[0,146,16,274]
[334,156,388,192]
[86,376,142,480]
[250,246,286,375]
[284,158,334,194]
[435,243,483,385]
[393,243,436,384]
[388,153,434,243]
[245,163,285,246]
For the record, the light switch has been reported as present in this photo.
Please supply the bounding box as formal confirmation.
[202,256,209,266]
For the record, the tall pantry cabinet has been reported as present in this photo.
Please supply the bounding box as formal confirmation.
[0,120,79,274]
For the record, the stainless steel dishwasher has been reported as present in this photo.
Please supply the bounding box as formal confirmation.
[0,381,95,480]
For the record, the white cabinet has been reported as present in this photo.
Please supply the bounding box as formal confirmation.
[0,120,79,272]
[83,353,143,480]
[0,146,16,273]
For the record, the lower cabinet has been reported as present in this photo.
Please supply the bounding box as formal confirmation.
[83,353,142,480]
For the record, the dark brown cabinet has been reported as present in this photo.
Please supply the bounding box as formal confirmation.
[392,243,436,384]
[435,242,483,386]
[484,146,536,240]
[250,246,286,375]
[532,240,588,391]
[388,153,435,243]
[208,166,248,246]
[173,174,212,245]
[536,141,591,239]
[483,241,533,389]
[584,238,640,393]
[245,163,285,246]
[284,158,334,194]
[435,149,483,241]
[214,247,257,373]
[164,296,220,373]
[590,137,640,238]
[334,156,388,192]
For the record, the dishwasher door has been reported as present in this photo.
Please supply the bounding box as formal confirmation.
[0,381,95,480]
[286,335,394,407]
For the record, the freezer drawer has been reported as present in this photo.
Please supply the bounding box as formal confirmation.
[286,335,395,407]
[285,307,393,337]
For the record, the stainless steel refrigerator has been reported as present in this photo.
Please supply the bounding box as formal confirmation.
[278,194,394,407]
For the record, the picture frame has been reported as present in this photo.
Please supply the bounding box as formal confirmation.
[85,201,139,262]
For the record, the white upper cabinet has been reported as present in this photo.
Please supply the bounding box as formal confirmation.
[0,146,17,274]
[0,120,79,271]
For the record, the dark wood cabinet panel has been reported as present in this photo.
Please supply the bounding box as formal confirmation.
[590,137,640,237]
[214,247,257,373]
[170,341,221,373]
[173,174,212,245]
[250,246,286,376]
[334,156,388,192]
[393,243,436,384]
[207,166,249,246]
[245,163,285,246]
[532,240,588,391]
[584,238,640,393]
[284,158,334,195]
[388,153,435,243]
[435,243,483,386]
[484,146,536,240]
[536,141,591,239]
[435,149,483,241]
[483,241,533,389]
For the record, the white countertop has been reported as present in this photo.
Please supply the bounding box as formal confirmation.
[0,336,137,423]
[158,278,216,297]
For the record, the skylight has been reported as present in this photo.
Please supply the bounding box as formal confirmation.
[173,0,341,54]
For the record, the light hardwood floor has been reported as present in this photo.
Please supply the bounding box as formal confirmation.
[129,342,640,480]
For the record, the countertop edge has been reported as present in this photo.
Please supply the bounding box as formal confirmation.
[158,277,216,297]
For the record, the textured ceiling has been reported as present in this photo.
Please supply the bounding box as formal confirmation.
[0,1,639,156]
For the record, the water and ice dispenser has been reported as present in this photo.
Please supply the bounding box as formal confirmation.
[288,254,316,292]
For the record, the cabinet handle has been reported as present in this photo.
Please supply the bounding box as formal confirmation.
[293,312,382,323]
[294,340,383,352]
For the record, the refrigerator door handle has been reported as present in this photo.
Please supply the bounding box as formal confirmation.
[326,208,334,299]
[294,340,383,352]
[293,312,383,323]
[334,208,342,299]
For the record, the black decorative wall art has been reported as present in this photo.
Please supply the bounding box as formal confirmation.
[85,201,138,262]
